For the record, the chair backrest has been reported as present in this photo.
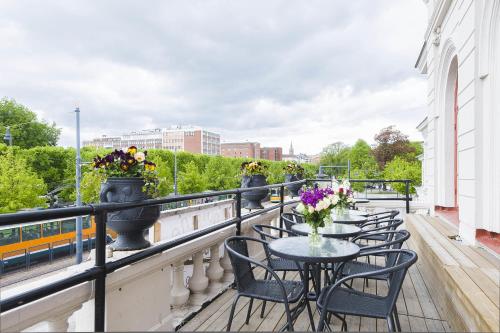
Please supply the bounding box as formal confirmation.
[385,249,418,312]
[354,229,410,254]
[224,236,257,293]
[281,212,303,231]
[252,224,297,262]
[367,210,400,221]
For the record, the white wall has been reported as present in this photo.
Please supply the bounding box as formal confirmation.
[419,0,500,243]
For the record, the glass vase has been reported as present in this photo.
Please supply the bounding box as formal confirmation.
[336,205,346,216]
[308,226,321,246]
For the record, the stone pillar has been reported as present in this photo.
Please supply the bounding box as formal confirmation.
[188,251,208,293]
[206,244,224,282]
[46,306,81,332]
[220,246,232,273]
[171,259,190,307]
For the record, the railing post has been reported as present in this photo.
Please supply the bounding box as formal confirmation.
[405,180,410,214]
[236,191,242,236]
[94,211,107,332]
[279,184,284,237]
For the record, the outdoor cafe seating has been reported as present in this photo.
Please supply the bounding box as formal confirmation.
[224,208,417,332]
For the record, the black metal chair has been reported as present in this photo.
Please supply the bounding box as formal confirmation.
[252,224,308,318]
[281,212,304,232]
[317,249,418,332]
[336,230,411,283]
[360,218,403,242]
[224,236,305,331]
[364,210,400,221]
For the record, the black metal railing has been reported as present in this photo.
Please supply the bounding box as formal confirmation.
[0,180,305,331]
[0,178,411,331]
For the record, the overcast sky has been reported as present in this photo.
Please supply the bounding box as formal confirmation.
[0,0,427,155]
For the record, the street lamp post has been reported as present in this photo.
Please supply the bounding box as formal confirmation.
[75,107,83,264]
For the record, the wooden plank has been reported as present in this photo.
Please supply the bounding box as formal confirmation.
[407,315,428,332]
[179,289,235,331]
[407,265,441,320]
[444,265,500,332]
[400,271,424,318]
[461,266,499,308]
[414,215,477,268]
[398,314,411,332]
[425,318,446,332]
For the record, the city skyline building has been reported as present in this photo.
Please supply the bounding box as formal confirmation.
[83,125,221,155]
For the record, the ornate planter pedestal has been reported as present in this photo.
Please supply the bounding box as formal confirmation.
[241,174,268,209]
[100,177,160,251]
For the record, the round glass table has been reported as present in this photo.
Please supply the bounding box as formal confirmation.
[291,223,361,239]
[331,212,368,225]
[268,236,360,330]
[346,209,369,217]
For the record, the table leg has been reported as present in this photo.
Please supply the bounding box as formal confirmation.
[303,263,316,331]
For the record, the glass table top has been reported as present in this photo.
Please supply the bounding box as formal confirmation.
[330,211,368,224]
[268,236,360,263]
[291,223,361,238]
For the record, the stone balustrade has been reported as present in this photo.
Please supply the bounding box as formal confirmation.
[0,199,288,332]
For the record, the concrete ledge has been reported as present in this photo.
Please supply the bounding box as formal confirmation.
[406,214,499,332]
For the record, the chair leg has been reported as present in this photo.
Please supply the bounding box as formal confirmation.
[387,315,396,332]
[245,298,253,325]
[261,271,269,318]
[227,295,240,331]
[393,305,401,332]
[284,303,294,331]
[282,271,287,280]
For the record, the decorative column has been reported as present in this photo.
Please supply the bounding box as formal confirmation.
[206,244,224,282]
[171,259,190,307]
[46,306,81,332]
[188,251,208,293]
[220,246,232,273]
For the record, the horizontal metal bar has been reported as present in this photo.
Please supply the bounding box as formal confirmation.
[0,267,100,312]
[0,206,93,226]
[355,197,413,201]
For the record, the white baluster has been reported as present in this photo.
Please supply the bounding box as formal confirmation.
[188,251,208,293]
[171,259,190,307]
[220,246,232,273]
[206,244,224,282]
[46,307,80,332]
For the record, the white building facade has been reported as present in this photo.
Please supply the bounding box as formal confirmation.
[416,0,499,245]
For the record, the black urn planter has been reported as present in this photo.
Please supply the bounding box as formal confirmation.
[241,174,268,209]
[100,177,160,251]
[285,174,303,197]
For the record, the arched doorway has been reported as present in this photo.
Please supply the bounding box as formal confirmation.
[443,56,459,208]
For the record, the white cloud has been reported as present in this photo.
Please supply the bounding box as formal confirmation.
[0,0,428,154]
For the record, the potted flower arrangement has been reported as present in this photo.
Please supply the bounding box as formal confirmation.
[240,161,268,209]
[92,146,161,251]
[283,162,304,197]
[332,179,354,216]
[295,187,336,245]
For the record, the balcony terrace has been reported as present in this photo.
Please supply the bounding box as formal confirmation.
[0,180,498,332]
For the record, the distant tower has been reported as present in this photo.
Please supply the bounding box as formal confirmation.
[289,141,294,156]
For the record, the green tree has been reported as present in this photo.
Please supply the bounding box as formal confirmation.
[0,149,47,212]
[178,161,207,194]
[204,156,239,190]
[80,170,106,204]
[0,98,60,148]
[372,126,415,169]
[150,156,174,196]
[383,156,422,194]
[348,139,379,178]
[319,142,351,178]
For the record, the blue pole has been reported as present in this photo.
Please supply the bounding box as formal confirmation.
[75,107,83,264]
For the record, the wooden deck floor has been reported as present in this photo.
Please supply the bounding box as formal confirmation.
[179,241,452,332]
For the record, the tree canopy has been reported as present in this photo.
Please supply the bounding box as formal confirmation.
[0,98,60,148]
[0,149,47,213]
[372,126,415,168]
